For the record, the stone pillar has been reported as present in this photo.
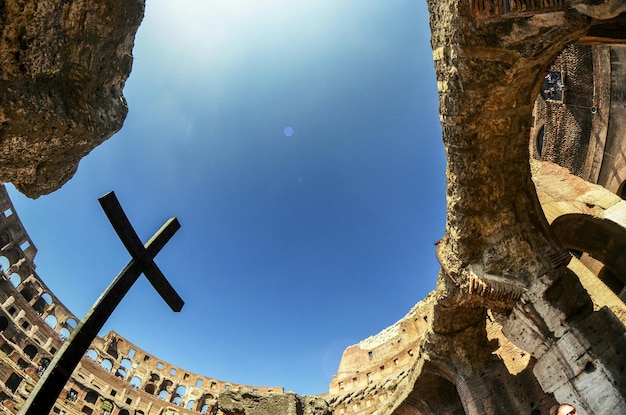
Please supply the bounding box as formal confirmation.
[499,268,626,414]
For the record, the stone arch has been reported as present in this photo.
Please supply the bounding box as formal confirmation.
[7,273,20,288]
[58,327,70,341]
[32,292,52,314]
[44,314,58,330]
[37,357,50,375]
[535,125,545,158]
[0,232,10,248]
[144,383,156,395]
[160,379,173,392]
[0,256,10,273]
[175,385,186,396]
[65,318,77,329]
[115,368,127,379]
[158,389,169,400]
[397,362,466,415]
[100,358,113,372]
[129,376,142,389]
[120,358,132,370]
[551,213,626,294]
[119,410,130,415]
[85,349,98,361]
[85,390,99,404]
[0,316,8,332]
[0,249,20,269]
[199,394,216,413]
[5,372,22,393]
[23,344,37,360]
[19,280,39,302]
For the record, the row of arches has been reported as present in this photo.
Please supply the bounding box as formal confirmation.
[84,347,219,413]
[67,388,131,415]
[0,254,79,343]
[552,213,626,300]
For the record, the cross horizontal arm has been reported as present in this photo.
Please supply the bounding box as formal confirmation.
[99,192,184,312]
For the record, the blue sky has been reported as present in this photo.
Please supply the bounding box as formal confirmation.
[7,0,445,395]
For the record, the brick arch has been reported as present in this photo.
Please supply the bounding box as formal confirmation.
[0,248,21,269]
[551,213,626,288]
[32,292,52,314]
[0,232,10,247]
[397,362,466,415]
[0,316,8,332]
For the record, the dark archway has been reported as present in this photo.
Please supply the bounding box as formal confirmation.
[23,344,37,360]
[85,390,98,404]
[551,214,626,293]
[399,370,465,414]
[144,383,156,395]
[0,316,8,332]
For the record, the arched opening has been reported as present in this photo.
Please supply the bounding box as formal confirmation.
[66,318,77,329]
[552,214,626,300]
[8,273,20,288]
[175,385,187,396]
[160,379,173,392]
[5,372,22,393]
[23,344,37,360]
[186,400,196,410]
[85,349,98,361]
[120,358,132,370]
[115,368,127,379]
[85,390,99,404]
[536,125,545,158]
[0,316,8,332]
[129,376,142,389]
[37,357,50,375]
[32,292,52,314]
[172,396,183,405]
[58,327,71,341]
[101,399,114,415]
[144,383,156,395]
[44,315,58,330]
[119,410,130,415]
[0,257,10,273]
[19,284,37,302]
[149,373,160,383]
[400,370,465,414]
[100,359,113,372]
[158,389,169,400]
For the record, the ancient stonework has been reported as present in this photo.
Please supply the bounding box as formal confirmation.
[0,0,625,414]
[0,0,144,198]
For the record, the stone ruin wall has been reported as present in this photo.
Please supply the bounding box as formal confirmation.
[326,298,433,414]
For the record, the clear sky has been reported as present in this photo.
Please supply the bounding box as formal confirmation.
[7,0,445,396]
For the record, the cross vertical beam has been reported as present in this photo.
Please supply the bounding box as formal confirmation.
[18,192,183,415]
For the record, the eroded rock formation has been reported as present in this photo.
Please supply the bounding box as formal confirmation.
[0,0,144,198]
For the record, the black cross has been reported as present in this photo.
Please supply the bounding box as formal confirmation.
[18,192,184,415]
